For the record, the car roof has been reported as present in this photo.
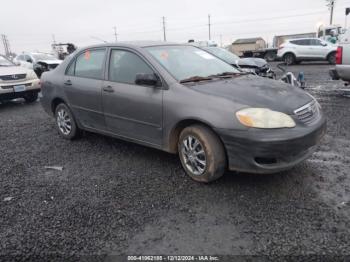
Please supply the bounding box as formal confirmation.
[77,41,187,50]
[287,38,322,42]
[19,52,55,56]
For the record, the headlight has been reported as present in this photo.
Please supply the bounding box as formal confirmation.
[236,108,296,129]
[27,70,38,80]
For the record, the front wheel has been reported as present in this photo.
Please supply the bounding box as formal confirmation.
[55,103,80,140]
[328,53,336,65]
[23,92,38,103]
[283,53,296,65]
[178,125,226,183]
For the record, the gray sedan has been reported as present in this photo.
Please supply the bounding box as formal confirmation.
[40,42,326,183]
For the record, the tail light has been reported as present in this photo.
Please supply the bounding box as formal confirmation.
[336,46,343,64]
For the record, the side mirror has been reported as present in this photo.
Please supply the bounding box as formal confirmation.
[26,59,33,63]
[321,43,328,46]
[135,73,160,87]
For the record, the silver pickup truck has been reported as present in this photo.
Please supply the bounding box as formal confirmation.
[330,32,350,83]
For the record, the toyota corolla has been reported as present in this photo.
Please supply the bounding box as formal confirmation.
[40,42,326,183]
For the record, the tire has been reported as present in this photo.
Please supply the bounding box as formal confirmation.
[54,103,80,140]
[178,125,226,183]
[328,52,336,65]
[264,52,276,62]
[23,92,38,103]
[283,53,296,65]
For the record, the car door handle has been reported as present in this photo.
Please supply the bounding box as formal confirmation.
[64,80,72,86]
[103,86,114,93]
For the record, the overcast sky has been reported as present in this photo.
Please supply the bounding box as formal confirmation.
[1,0,350,53]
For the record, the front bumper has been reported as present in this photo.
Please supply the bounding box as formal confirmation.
[215,116,327,174]
[0,79,40,99]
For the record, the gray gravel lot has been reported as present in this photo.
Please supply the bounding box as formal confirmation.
[0,62,350,261]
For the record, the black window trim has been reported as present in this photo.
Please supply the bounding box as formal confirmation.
[65,47,108,80]
[105,47,165,89]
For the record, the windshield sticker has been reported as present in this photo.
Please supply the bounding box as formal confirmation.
[84,50,91,60]
[195,50,215,60]
[160,52,169,60]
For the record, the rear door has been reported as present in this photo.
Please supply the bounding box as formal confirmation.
[102,48,163,146]
[63,48,107,131]
[295,39,312,58]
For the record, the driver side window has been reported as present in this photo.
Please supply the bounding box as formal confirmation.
[109,50,154,85]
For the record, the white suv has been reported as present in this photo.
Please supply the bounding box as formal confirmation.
[277,38,337,65]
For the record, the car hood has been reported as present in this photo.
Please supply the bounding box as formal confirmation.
[37,59,62,65]
[237,58,267,68]
[190,75,312,114]
[0,65,32,76]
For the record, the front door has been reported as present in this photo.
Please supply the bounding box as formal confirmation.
[102,49,163,146]
[310,39,329,58]
[63,48,107,131]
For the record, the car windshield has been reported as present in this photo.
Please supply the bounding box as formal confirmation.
[0,55,14,66]
[32,53,56,61]
[202,47,239,65]
[145,45,239,82]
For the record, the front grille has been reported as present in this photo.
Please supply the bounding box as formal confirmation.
[294,100,320,125]
[0,74,27,81]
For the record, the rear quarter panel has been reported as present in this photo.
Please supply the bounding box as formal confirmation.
[335,41,350,81]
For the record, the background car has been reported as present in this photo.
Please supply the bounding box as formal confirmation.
[41,43,326,183]
[201,46,276,79]
[277,38,337,65]
[0,55,40,103]
[329,41,350,84]
[13,52,62,78]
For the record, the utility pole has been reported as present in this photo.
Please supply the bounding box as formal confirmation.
[326,0,336,25]
[113,26,118,42]
[162,16,166,41]
[1,34,11,58]
[208,14,211,40]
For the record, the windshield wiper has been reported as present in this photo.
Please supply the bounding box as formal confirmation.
[209,72,246,78]
[180,76,214,84]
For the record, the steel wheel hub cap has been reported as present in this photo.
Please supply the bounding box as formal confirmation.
[181,136,207,176]
[57,109,72,135]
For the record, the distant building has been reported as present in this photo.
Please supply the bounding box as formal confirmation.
[230,37,266,56]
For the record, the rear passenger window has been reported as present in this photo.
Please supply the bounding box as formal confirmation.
[74,49,106,79]
[291,40,310,46]
[109,50,154,84]
[66,60,75,76]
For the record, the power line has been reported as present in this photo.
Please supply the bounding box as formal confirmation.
[212,10,327,26]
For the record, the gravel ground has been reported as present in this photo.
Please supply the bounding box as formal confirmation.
[0,62,350,261]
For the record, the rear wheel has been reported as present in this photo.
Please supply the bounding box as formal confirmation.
[178,125,226,183]
[264,52,276,62]
[283,53,296,65]
[328,52,336,65]
[23,92,38,103]
[55,103,80,140]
